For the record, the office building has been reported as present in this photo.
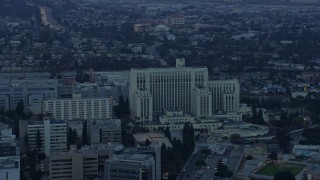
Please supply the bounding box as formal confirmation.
[87,119,122,145]
[49,146,99,180]
[0,156,20,180]
[42,93,112,121]
[104,144,161,180]
[19,117,67,155]
[0,79,58,113]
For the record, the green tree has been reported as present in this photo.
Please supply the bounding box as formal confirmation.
[16,99,25,117]
[274,171,295,180]
[257,109,265,125]
[67,127,72,147]
[230,133,241,144]
[268,151,278,162]
[164,126,172,141]
[24,133,29,149]
[145,138,151,146]
[82,121,88,145]
[182,123,195,159]
[200,148,211,156]
[67,127,78,147]
[36,129,42,152]
[214,163,233,178]
[72,128,78,143]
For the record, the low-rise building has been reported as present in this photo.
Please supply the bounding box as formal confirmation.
[104,144,161,180]
[133,133,172,148]
[0,156,20,180]
[159,109,195,124]
[87,119,122,145]
[244,142,268,158]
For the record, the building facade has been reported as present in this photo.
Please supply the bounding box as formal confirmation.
[87,119,122,145]
[104,144,161,180]
[0,156,20,180]
[19,117,67,155]
[129,60,208,121]
[208,79,240,113]
[49,146,99,180]
[129,60,240,122]
[0,79,58,113]
[42,94,112,121]
[191,86,212,118]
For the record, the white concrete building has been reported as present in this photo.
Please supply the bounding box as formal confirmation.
[159,109,195,124]
[208,79,240,113]
[130,61,241,122]
[42,93,112,121]
[129,59,208,121]
[131,89,153,122]
[19,117,67,155]
[191,86,212,118]
[212,112,242,121]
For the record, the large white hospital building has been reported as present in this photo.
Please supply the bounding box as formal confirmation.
[129,59,240,122]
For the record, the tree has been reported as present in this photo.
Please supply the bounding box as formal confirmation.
[24,133,29,149]
[67,127,72,147]
[72,128,78,143]
[268,151,278,162]
[164,126,172,141]
[274,171,295,180]
[145,138,151,146]
[182,123,195,159]
[246,155,253,160]
[194,159,207,168]
[16,99,25,117]
[257,109,265,125]
[82,121,88,145]
[214,163,233,178]
[200,148,211,156]
[230,133,241,144]
[36,129,42,152]
[67,127,78,147]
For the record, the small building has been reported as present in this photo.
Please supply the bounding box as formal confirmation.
[244,142,268,158]
[133,133,172,148]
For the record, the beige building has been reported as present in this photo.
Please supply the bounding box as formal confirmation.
[167,15,185,25]
[49,146,99,180]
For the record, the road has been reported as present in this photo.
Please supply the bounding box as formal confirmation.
[176,150,202,180]
[177,146,243,180]
[39,5,65,31]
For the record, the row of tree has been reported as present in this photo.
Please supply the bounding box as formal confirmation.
[161,123,195,179]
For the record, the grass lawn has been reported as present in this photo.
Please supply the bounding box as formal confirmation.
[256,162,305,176]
